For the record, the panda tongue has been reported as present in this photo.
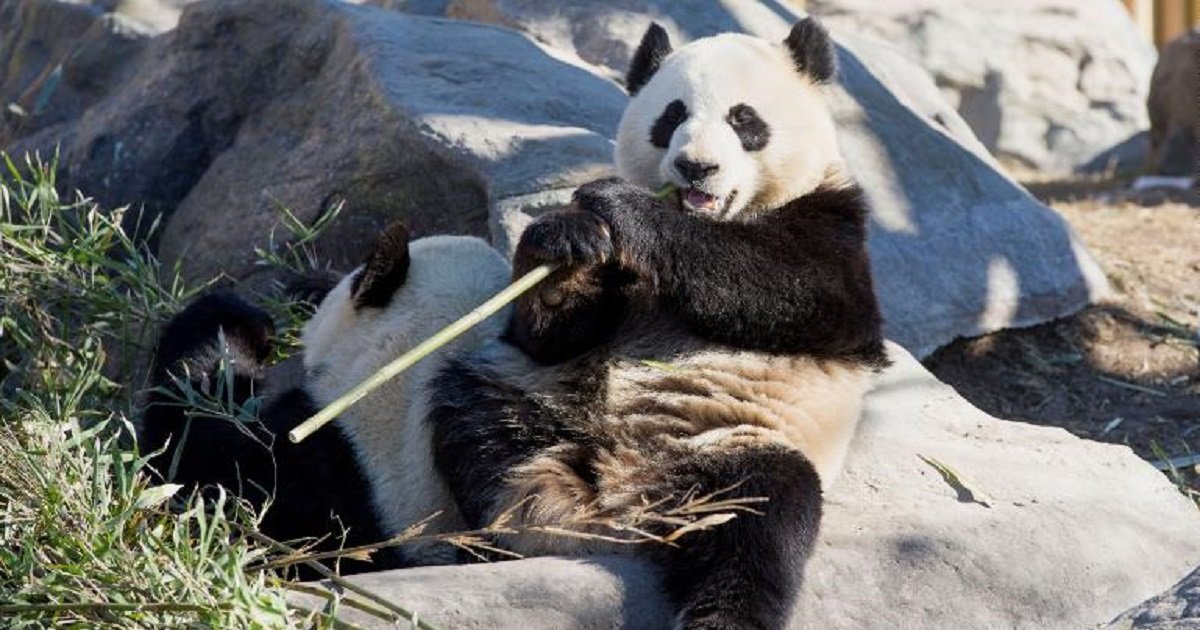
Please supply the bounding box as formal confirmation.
[685,188,718,211]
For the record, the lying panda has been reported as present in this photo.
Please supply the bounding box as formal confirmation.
[142,16,885,629]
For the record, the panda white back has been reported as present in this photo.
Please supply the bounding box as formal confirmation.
[302,234,511,558]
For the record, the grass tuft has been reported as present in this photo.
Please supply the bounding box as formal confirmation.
[0,153,325,628]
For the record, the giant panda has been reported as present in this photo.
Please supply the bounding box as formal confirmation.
[142,16,885,629]
[141,228,514,571]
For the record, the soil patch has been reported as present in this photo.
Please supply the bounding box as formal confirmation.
[924,179,1199,490]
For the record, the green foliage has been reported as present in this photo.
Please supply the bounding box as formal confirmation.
[0,154,344,628]
[253,199,344,364]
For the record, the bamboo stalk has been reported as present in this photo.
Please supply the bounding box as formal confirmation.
[289,183,678,444]
[288,264,554,443]
[241,528,439,630]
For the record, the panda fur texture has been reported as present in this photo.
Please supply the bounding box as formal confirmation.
[142,227,512,572]
[141,16,886,629]
[427,18,886,628]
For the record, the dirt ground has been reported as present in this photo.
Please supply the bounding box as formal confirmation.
[924,176,1199,491]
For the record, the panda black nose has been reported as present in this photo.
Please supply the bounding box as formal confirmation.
[674,157,719,183]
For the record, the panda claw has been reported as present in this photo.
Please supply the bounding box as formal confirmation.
[517,210,613,269]
[572,178,661,234]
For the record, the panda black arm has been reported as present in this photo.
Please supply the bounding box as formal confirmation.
[506,211,637,364]
[575,179,886,363]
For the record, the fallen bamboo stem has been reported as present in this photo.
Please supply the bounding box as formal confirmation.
[289,183,678,444]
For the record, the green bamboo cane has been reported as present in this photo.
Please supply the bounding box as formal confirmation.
[288,183,677,444]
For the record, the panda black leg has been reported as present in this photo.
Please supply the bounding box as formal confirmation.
[653,445,822,630]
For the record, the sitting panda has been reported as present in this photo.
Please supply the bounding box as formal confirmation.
[142,16,885,629]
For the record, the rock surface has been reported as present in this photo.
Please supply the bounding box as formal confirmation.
[0,0,151,144]
[6,0,625,283]
[1146,28,1198,177]
[1106,565,1200,629]
[808,0,1157,173]
[1,0,1107,357]
[291,342,1200,629]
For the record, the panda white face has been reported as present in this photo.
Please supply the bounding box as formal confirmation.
[615,22,844,219]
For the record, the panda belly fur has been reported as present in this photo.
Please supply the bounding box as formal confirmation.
[605,348,869,489]
[428,323,869,561]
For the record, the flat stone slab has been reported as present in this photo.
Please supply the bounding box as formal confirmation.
[294,343,1200,629]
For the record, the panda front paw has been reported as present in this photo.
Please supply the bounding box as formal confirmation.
[514,210,614,272]
[572,177,660,230]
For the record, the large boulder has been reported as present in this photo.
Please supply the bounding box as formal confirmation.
[291,342,1200,629]
[4,0,625,283]
[1146,28,1199,177]
[1,0,1107,356]
[807,0,1157,174]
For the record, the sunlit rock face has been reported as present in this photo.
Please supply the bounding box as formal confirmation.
[1,0,1106,355]
[808,0,1157,175]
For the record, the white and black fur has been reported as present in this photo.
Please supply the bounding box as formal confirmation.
[429,18,885,628]
[142,225,513,573]
[142,17,885,628]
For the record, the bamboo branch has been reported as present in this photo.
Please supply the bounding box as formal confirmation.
[289,182,678,444]
[288,263,553,443]
[241,528,439,630]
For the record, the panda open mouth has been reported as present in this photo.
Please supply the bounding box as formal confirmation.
[679,187,735,215]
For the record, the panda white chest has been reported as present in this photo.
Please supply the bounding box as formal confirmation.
[604,350,871,488]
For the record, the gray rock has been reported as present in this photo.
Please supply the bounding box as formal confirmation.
[808,0,1157,173]
[292,342,1200,629]
[0,0,152,144]
[5,0,626,284]
[455,0,1109,357]
[832,34,1110,357]
[2,0,1107,356]
[1106,565,1200,629]
[0,0,194,119]
[1146,28,1198,177]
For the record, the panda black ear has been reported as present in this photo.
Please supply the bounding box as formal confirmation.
[351,221,411,310]
[626,22,672,95]
[783,17,837,84]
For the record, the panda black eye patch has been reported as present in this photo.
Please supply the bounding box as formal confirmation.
[650,99,688,148]
[727,103,770,151]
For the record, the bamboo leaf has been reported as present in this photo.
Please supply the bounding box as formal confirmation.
[134,483,183,510]
[918,455,993,508]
